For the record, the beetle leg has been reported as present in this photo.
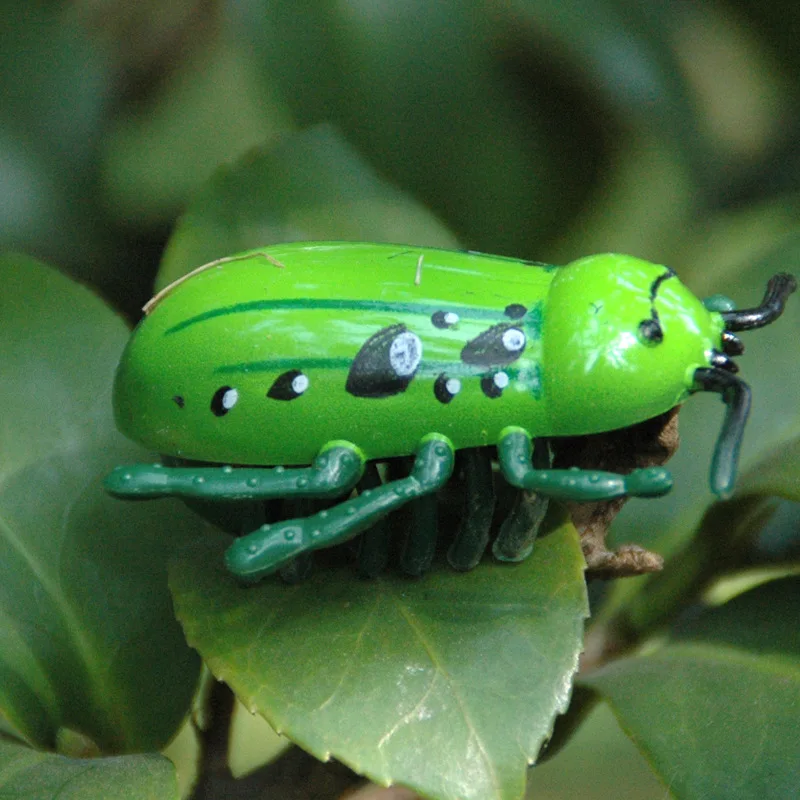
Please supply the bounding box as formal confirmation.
[355,462,393,577]
[225,435,455,584]
[105,441,366,501]
[401,494,439,576]
[446,448,496,571]
[497,427,673,501]
[276,498,321,583]
[493,439,551,562]
[278,552,314,583]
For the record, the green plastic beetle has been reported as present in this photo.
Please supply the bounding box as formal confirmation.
[105,242,796,583]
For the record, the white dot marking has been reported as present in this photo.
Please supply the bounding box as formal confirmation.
[444,311,459,326]
[389,332,422,377]
[222,388,239,409]
[493,372,509,389]
[445,378,461,396]
[502,327,526,352]
[291,373,309,394]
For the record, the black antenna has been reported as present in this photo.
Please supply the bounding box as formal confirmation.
[721,274,797,331]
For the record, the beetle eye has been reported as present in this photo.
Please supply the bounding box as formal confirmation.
[638,319,663,345]
[210,386,239,416]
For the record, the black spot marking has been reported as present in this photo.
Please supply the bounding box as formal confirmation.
[172,395,185,409]
[434,373,460,404]
[638,318,663,345]
[480,373,506,399]
[346,324,422,398]
[431,310,459,329]
[504,303,527,319]
[268,369,309,401]
[461,323,526,366]
[210,386,238,417]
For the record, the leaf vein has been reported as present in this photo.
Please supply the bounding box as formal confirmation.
[389,594,501,798]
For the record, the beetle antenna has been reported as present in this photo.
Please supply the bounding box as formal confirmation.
[693,367,752,499]
[720,273,797,331]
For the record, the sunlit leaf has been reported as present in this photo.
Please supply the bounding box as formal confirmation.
[170,515,588,800]
[227,699,289,779]
[161,718,201,800]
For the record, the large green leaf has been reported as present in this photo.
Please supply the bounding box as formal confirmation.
[0,254,201,752]
[170,515,588,800]
[0,736,177,800]
[157,125,458,288]
[582,576,800,799]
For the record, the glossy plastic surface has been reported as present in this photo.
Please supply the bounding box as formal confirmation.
[113,242,723,466]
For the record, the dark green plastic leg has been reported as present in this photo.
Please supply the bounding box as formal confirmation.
[497,427,673,500]
[225,434,456,583]
[447,448,496,571]
[401,494,439,576]
[355,463,392,578]
[276,499,319,583]
[493,438,551,562]
[278,553,314,583]
[104,441,365,501]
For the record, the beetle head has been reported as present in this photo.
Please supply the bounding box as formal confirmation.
[543,254,795,497]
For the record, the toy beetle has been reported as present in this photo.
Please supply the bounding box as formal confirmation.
[105,242,796,582]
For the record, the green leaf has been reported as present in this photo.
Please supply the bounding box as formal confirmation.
[529,703,665,798]
[0,254,201,752]
[157,125,458,289]
[170,515,588,800]
[0,736,177,800]
[161,718,201,800]
[604,423,800,637]
[736,427,800,501]
[582,576,800,799]
[227,699,290,779]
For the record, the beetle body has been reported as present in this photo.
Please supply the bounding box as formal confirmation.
[107,242,795,582]
[113,242,721,465]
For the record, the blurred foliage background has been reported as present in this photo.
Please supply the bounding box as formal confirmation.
[2,1,799,798]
